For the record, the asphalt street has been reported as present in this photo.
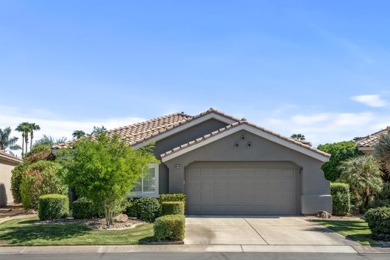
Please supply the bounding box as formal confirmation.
[2,253,390,260]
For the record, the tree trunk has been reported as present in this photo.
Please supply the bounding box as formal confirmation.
[21,133,25,158]
[30,132,33,152]
[24,134,28,155]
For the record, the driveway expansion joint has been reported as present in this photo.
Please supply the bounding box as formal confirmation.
[243,218,269,245]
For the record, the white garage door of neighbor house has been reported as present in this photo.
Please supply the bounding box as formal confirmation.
[185,162,299,215]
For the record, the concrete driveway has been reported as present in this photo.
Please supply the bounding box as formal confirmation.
[185,216,354,246]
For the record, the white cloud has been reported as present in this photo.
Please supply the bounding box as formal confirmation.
[351,94,387,107]
[262,111,390,146]
[0,106,145,155]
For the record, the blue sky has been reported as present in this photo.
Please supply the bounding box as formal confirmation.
[1,0,390,147]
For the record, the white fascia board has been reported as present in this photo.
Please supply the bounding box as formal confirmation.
[132,113,236,149]
[358,146,374,151]
[161,124,330,163]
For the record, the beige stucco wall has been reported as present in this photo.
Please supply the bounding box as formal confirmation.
[0,158,19,206]
[164,130,332,215]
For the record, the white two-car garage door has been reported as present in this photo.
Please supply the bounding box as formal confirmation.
[185,162,299,215]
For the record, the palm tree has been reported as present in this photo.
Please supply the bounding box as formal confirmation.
[72,130,86,139]
[15,122,31,158]
[34,135,67,146]
[291,134,305,140]
[338,155,383,208]
[374,133,390,181]
[29,123,40,151]
[0,127,20,151]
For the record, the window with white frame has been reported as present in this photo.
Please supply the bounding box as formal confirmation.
[131,163,159,197]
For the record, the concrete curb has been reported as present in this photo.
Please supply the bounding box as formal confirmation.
[0,245,362,254]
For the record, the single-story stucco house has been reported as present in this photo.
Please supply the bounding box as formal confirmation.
[357,126,390,154]
[53,108,332,215]
[0,151,22,206]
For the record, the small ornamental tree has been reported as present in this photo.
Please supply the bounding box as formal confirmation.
[62,133,157,226]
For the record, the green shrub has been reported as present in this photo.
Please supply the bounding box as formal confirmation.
[161,201,184,216]
[374,183,390,207]
[126,198,138,217]
[330,183,350,216]
[131,197,160,222]
[154,214,185,241]
[21,161,67,210]
[159,193,186,207]
[72,197,101,219]
[38,194,69,220]
[364,207,390,240]
[11,163,29,203]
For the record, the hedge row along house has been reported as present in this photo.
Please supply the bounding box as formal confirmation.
[53,108,332,215]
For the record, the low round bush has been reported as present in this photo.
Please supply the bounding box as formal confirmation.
[364,207,390,239]
[161,201,184,216]
[126,198,138,217]
[132,197,160,222]
[72,197,97,219]
[330,183,350,216]
[154,214,185,241]
[159,193,186,207]
[38,194,69,220]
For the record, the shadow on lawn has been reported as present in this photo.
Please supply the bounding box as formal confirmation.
[312,219,380,247]
[0,221,91,244]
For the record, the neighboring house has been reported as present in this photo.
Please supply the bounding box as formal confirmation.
[0,151,22,206]
[357,126,390,154]
[53,108,331,215]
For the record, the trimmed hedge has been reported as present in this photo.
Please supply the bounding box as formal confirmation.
[72,197,100,219]
[128,197,160,222]
[154,214,185,241]
[364,207,390,240]
[38,194,69,220]
[161,201,184,216]
[159,193,186,207]
[330,183,350,216]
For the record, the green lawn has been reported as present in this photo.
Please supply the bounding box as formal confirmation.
[312,219,380,246]
[0,217,154,246]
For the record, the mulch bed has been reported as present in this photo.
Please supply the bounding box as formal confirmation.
[306,214,364,221]
[37,217,147,230]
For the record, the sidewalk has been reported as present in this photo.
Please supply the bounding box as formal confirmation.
[1,244,390,254]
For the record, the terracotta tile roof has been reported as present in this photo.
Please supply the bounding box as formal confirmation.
[0,150,22,163]
[52,108,241,149]
[160,120,330,159]
[357,126,390,148]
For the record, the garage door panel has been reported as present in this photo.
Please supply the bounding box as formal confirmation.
[185,162,298,215]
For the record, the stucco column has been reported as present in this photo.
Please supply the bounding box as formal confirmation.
[165,161,185,193]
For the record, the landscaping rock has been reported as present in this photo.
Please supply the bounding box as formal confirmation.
[114,214,129,223]
[316,210,332,219]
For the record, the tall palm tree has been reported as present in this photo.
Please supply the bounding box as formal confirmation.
[72,130,86,139]
[29,123,40,151]
[291,133,305,141]
[15,122,31,158]
[0,127,20,151]
[338,155,383,208]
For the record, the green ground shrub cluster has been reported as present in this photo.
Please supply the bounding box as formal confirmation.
[38,194,69,221]
[154,214,185,241]
[364,207,390,240]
